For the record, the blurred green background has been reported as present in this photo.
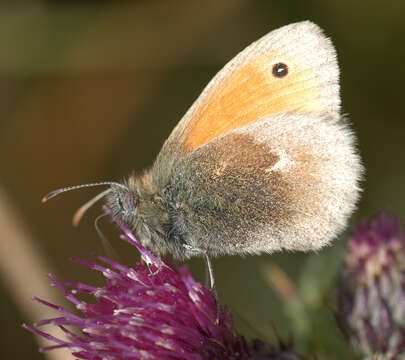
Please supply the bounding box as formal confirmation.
[0,1,404,359]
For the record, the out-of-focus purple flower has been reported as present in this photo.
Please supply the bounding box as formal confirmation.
[24,208,302,360]
[337,213,405,359]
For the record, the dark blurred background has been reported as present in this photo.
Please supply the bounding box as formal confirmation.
[1,1,404,359]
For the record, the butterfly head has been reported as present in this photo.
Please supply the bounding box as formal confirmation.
[105,183,138,228]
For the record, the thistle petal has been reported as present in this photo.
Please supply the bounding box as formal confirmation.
[24,208,302,360]
[338,213,405,359]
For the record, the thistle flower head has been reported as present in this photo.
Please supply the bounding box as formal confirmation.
[24,208,301,360]
[338,213,405,359]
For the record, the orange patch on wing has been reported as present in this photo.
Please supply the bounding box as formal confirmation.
[183,53,322,151]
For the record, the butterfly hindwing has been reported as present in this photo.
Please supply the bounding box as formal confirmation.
[166,113,361,255]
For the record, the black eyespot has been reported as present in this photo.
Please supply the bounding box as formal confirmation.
[272,62,288,78]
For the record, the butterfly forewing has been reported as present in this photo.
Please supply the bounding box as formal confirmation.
[156,20,340,164]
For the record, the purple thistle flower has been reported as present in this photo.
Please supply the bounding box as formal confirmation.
[24,208,302,360]
[337,213,405,359]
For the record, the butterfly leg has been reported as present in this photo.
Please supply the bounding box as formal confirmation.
[203,253,221,322]
[183,244,217,295]
[147,256,163,276]
[204,253,217,294]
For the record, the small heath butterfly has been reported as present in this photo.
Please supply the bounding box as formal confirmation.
[44,21,362,268]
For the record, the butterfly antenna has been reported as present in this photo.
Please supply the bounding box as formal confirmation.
[72,189,112,226]
[41,181,127,203]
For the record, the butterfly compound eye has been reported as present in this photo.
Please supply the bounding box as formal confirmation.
[272,62,288,78]
[123,193,136,212]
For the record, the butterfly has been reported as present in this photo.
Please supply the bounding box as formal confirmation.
[44,21,362,285]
